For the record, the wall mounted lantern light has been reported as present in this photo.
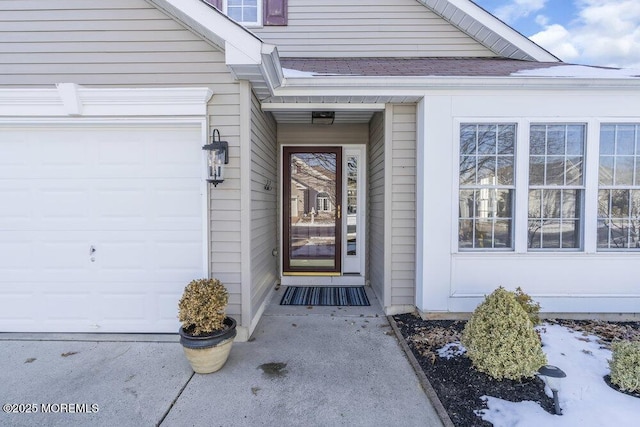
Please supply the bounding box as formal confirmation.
[203,129,229,187]
[538,365,567,415]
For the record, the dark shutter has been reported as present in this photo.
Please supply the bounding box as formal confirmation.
[264,0,287,26]
[202,0,222,10]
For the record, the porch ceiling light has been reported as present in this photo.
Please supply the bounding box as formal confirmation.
[538,365,567,415]
[203,129,229,187]
[311,111,335,125]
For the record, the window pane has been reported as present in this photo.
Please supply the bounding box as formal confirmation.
[497,125,515,154]
[615,157,634,186]
[459,155,476,185]
[600,125,615,155]
[599,156,614,186]
[228,7,242,20]
[547,126,566,155]
[562,190,578,218]
[477,125,497,154]
[243,6,257,22]
[616,125,636,155]
[459,190,475,218]
[597,219,611,249]
[460,125,477,154]
[496,157,514,185]
[541,220,561,248]
[459,220,474,248]
[474,220,492,248]
[496,190,512,218]
[611,189,629,217]
[529,156,545,185]
[546,157,565,185]
[598,189,611,218]
[565,157,583,185]
[528,220,542,248]
[567,125,585,155]
[561,220,579,248]
[530,126,546,155]
[477,156,496,184]
[528,190,542,218]
[494,220,512,248]
[542,190,561,219]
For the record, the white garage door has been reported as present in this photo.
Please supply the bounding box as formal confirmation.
[0,123,205,333]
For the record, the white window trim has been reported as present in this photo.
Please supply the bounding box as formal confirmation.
[453,117,602,255]
[224,0,263,28]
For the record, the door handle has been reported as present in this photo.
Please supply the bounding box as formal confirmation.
[337,205,341,219]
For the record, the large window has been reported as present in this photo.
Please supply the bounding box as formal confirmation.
[225,0,261,26]
[598,124,640,250]
[458,124,516,250]
[528,124,585,249]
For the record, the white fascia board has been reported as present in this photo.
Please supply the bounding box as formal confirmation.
[419,0,559,62]
[0,86,214,117]
[261,103,384,111]
[147,0,263,64]
[275,76,640,97]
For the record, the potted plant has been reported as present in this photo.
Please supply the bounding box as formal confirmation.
[178,278,237,374]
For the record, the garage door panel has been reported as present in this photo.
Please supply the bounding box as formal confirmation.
[0,123,205,333]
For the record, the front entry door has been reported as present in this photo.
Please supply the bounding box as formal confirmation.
[283,147,342,274]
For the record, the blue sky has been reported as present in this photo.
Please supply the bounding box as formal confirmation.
[472,0,640,68]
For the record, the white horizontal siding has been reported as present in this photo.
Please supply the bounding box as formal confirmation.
[368,112,385,302]
[390,104,416,307]
[277,123,369,145]
[252,0,495,58]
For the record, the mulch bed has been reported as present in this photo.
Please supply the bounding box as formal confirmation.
[392,313,640,427]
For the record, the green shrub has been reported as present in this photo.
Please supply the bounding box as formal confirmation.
[514,286,541,326]
[461,287,547,380]
[609,340,640,393]
[178,278,229,335]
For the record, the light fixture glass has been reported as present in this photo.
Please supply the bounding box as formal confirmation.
[202,129,229,187]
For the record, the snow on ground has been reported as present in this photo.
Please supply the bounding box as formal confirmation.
[475,324,640,426]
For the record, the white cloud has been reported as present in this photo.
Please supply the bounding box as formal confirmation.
[495,0,548,23]
[530,0,640,68]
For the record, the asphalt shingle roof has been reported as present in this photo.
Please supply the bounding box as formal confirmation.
[280,57,589,77]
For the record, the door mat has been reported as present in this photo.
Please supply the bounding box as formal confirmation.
[280,286,370,306]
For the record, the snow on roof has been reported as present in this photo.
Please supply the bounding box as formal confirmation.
[511,65,640,79]
[280,58,640,80]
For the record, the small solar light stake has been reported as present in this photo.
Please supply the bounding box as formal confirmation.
[538,365,567,415]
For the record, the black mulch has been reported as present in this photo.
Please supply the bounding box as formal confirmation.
[392,314,640,427]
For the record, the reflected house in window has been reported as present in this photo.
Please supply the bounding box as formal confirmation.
[290,154,337,224]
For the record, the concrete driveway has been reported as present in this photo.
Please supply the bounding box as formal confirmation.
[0,287,443,427]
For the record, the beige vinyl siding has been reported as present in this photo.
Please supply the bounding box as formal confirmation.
[249,93,278,319]
[0,0,245,322]
[390,105,416,307]
[368,112,385,303]
[0,0,226,86]
[252,0,495,58]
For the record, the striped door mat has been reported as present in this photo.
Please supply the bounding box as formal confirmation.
[280,286,370,306]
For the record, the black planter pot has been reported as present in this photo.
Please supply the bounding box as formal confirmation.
[179,316,237,349]
[179,317,237,374]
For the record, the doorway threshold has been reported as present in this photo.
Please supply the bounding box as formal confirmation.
[280,275,365,287]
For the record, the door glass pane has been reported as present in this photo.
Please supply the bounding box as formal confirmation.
[347,156,358,256]
[288,151,338,270]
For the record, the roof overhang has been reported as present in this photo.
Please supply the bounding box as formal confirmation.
[146,0,283,98]
[417,0,560,62]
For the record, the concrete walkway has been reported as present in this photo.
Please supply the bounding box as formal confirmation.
[0,287,443,427]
